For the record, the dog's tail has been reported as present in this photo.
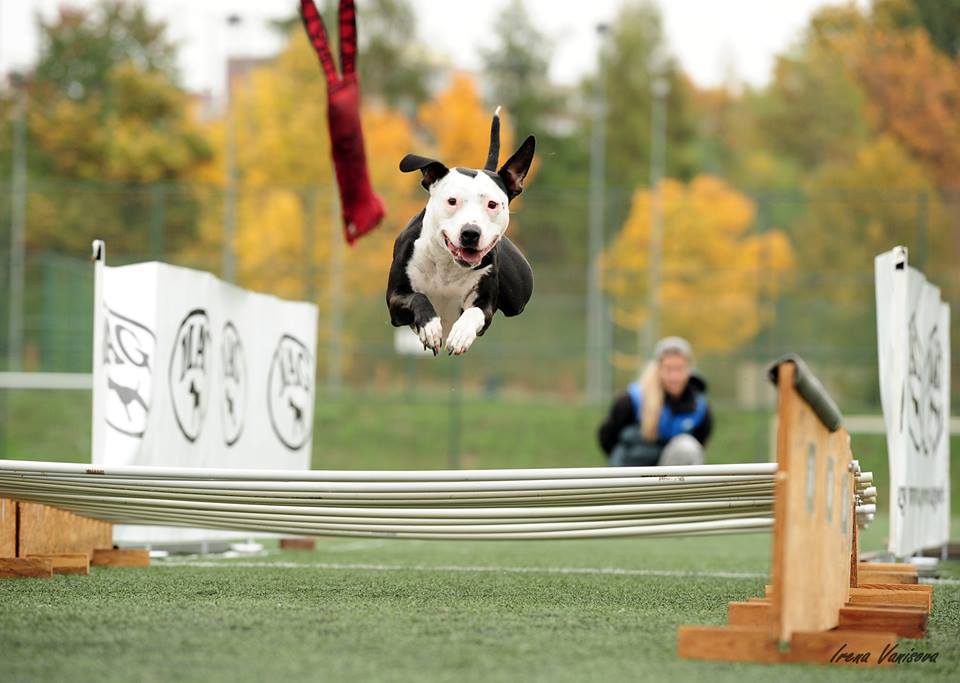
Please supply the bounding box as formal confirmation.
[484,106,501,172]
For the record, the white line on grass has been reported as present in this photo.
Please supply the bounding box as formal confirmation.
[158,560,768,580]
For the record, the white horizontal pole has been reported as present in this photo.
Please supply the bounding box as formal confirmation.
[0,459,777,482]
[0,372,92,390]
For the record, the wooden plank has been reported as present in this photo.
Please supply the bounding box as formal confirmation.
[0,557,53,579]
[0,498,15,558]
[17,502,112,559]
[838,605,927,638]
[858,570,918,585]
[26,553,90,576]
[786,629,897,666]
[849,500,858,588]
[677,625,896,666]
[769,361,854,642]
[857,583,932,594]
[92,548,150,568]
[848,588,931,612]
[858,562,917,574]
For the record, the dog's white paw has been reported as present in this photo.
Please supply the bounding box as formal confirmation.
[414,317,443,355]
[446,308,485,356]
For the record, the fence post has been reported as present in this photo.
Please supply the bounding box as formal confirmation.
[7,73,27,372]
[148,184,166,260]
[326,188,344,395]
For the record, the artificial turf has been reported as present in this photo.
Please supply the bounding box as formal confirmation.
[1,519,958,682]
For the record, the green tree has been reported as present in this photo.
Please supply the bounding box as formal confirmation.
[480,0,561,139]
[595,1,696,191]
[23,1,211,256]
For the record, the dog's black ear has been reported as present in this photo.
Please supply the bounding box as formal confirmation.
[497,136,535,200]
[400,154,449,191]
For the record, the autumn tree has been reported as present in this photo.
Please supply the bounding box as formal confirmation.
[417,72,515,170]
[601,176,793,354]
[191,27,420,302]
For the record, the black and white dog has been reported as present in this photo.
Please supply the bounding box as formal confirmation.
[386,110,535,355]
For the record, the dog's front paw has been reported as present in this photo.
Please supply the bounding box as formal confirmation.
[446,308,485,356]
[414,317,443,356]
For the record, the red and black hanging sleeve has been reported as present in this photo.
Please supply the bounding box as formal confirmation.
[299,0,386,244]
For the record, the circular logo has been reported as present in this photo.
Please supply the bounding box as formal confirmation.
[220,321,247,447]
[268,334,314,450]
[169,309,212,443]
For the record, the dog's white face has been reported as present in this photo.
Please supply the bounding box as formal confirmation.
[423,169,510,269]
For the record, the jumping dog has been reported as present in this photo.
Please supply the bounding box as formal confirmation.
[386,110,535,356]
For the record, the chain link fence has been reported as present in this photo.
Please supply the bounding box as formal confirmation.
[1,179,958,468]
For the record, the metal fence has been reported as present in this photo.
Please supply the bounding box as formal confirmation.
[1,179,958,464]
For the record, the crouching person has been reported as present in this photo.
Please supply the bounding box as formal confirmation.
[598,336,712,466]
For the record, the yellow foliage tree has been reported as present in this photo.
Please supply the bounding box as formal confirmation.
[602,176,793,354]
[188,31,421,301]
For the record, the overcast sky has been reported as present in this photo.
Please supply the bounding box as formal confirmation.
[0,0,855,97]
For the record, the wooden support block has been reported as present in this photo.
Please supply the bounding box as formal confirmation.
[677,624,896,666]
[848,587,931,612]
[0,557,53,579]
[27,553,90,576]
[17,502,112,559]
[92,548,150,568]
[838,605,927,639]
[858,570,918,585]
[279,537,316,551]
[0,499,16,558]
[728,601,772,626]
[678,625,782,664]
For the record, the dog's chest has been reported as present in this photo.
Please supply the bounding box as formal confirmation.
[406,241,490,325]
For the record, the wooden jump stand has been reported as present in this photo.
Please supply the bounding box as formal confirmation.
[677,357,932,666]
[0,498,148,579]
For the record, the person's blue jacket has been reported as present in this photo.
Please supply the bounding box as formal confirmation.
[598,374,712,455]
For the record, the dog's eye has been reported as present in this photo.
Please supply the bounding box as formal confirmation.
[487,200,498,210]
[447,197,457,206]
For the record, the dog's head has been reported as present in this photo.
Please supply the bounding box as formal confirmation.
[400,110,535,268]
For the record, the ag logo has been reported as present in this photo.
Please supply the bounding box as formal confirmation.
[169,309,211,443]
[220,322,247,446]
[268,334,314,450]
[102,305,155,437]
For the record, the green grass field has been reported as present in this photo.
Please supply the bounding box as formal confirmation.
[2,388,959,681]
[1,523,958,682]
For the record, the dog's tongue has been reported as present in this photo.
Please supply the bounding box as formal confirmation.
[459,248,483,265]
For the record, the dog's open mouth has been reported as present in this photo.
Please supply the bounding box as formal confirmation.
[443,232,498,267]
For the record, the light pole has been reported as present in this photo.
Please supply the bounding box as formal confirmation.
[586,23,609,403]
[222,14,242,283]
[7,71,27,371]
[644,56,670,354]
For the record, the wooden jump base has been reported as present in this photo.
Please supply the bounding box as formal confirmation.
[0,497,148,579]
[677,357,930,667]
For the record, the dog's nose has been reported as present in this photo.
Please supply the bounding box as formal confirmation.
[460,225,481,247]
